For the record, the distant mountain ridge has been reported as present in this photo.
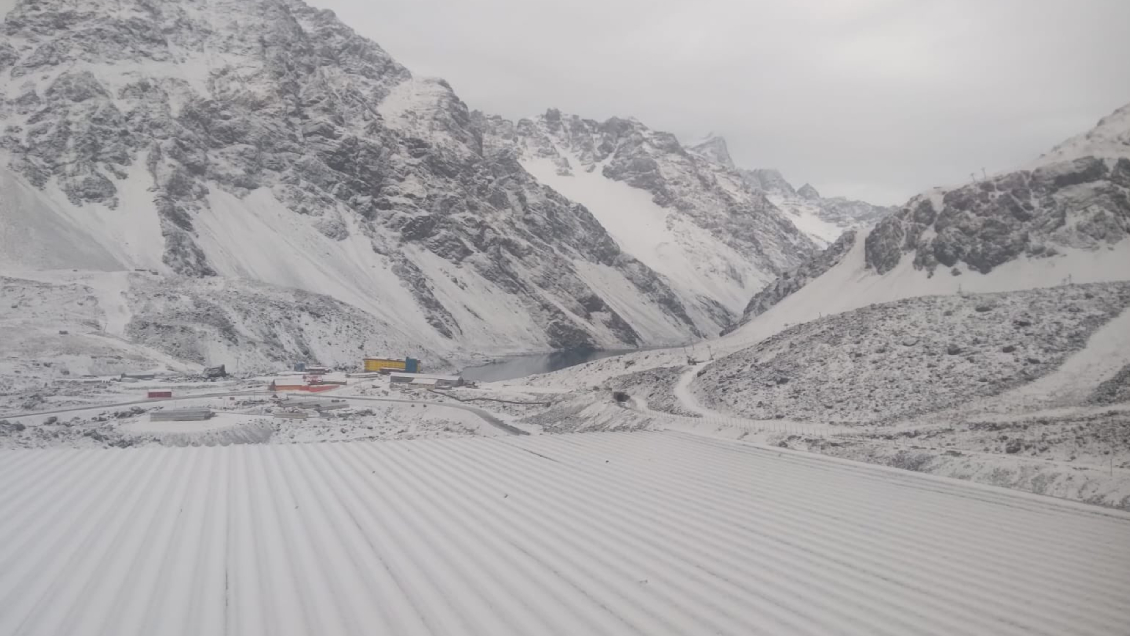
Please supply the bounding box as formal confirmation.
[684,136,892,246]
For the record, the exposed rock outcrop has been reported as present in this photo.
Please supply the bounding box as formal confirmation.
[865,156,1130,275]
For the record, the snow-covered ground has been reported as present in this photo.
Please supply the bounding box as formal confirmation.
[1,431,1127,636]
[0,271,454,405]
[0,372,527,449]
[693,283,1130,423]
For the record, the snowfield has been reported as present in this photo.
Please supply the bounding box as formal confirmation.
[1,431,1128,636]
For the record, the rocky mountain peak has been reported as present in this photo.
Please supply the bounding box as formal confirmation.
[797,183,821,200]
[736,168,890,246]
[0,0,748,357]
[739,168,797,196]
[1036,102,1130,167]
[687,133,734,169]
[478,108,819,331]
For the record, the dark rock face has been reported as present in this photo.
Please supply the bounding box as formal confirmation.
[797,183,821,200]
[686,135,734,169]
[864,218,906,274]
[477,110,820,338]
[479,111,816,277]
[0,0,716,351]
[863,156,1130,276]
[1089,363,1130,405]
[727,230,858,332]
[740,168,797,196]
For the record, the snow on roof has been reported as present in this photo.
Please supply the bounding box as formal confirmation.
[389,372,461,381]
[1,432,1127,635]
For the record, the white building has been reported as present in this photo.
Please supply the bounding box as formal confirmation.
[388,372,464,388]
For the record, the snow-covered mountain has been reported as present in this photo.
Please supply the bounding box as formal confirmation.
[477,111,818,331]
[686,133,734,168]
[0,0,807,367]
[733,167,892,246]
[725,103,1130,344]
[1035,103,1130,167]
[681,135,892,246]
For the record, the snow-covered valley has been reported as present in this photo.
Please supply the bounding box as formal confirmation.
[2,0,1130,631]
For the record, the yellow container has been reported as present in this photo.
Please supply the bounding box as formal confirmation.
[363,358,406,372]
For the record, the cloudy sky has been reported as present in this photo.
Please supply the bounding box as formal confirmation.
[311,0,1130,204]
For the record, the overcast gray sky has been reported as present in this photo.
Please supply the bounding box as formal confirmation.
[310,0,1130,204]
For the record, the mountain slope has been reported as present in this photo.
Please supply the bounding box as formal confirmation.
[0,271,444,397]
[696,283,1130,423]
[679,135,891,246]
[733,167,892,246]
[478,111,818,333]
[0,0,748,363]
[724,103,1130,345]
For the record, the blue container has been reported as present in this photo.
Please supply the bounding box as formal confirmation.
[405,358,419,373]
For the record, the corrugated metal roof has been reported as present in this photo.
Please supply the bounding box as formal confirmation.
[1,432,1127,635]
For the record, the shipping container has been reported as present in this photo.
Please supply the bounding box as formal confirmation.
[147,390,173,399]
[363,357,421,373]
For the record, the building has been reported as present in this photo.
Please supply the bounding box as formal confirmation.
[388,372,463,389]
[363,357,421,373]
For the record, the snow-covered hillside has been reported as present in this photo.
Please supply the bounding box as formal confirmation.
[1037,102,1130,166]
[478,111,819,334]
[0,0,751,364]
[723,103,1130,343]
[695,283,1130,423]
[0,271,448,400]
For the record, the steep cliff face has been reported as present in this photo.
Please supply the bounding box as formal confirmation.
[0,0,732,358]
[478,111,819,335]
[865,154,1130,276]
[862,105,1130,278]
